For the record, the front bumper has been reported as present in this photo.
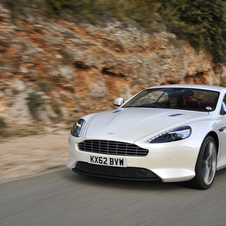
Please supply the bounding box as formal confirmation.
[67,134,199,182]
[72,161,160,181]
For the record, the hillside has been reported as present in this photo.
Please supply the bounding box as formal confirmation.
[0,3,226,137]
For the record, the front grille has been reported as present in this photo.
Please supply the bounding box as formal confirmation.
[78,140,148,156]
[73,162,159,181]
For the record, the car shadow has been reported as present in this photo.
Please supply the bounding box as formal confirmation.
[62,169,187,191]
[215,167,226,180]
[62,167,226,191]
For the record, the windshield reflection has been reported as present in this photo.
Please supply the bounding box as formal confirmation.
[122,88,219,112]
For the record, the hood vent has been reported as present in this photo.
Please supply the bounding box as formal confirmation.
[112,110,121,113]
[169,113,183,117]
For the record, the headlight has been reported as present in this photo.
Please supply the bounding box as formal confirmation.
[71,119,86,137]
[146,126,192,143]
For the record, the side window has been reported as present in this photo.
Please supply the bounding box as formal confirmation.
[221,94,226,114]
[223,95,226,105]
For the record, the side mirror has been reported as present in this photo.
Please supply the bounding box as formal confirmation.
[206,106,212,111]
[114,97,124,107]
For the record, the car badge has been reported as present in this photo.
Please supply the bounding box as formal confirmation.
[107,132,116,135]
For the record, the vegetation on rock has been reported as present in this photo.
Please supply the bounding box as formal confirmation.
[158,0,226,63]
[28,92,46,116]
[0,117,6,129]
[0,0,225,137]
[1,0,226,63]
[36,77,54,94]
[0,117,7,138]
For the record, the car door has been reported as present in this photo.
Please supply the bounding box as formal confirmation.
[217,94,226,168]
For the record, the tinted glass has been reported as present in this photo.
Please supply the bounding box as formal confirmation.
[123,88,219,111]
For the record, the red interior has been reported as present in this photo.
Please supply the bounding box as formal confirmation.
[184,96,215,109]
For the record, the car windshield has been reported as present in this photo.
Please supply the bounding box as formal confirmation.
[122,88,219,111]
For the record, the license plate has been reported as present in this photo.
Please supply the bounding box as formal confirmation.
[88,155,127,167]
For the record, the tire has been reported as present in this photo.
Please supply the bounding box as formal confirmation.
[187,136,217,190]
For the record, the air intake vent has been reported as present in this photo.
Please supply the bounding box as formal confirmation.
[78,140,148,156]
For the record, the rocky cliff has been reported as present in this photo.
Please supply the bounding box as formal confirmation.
[0,4,226,129]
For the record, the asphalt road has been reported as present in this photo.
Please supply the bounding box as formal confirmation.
[1,167,226,226]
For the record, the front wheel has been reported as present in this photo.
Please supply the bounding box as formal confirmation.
[187,136,217,190]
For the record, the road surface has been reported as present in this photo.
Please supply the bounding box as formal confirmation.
[1,167,226,226]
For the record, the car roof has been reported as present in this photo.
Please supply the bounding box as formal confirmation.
[149,84,226,92]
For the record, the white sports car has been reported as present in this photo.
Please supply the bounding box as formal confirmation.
[67,84,226,189]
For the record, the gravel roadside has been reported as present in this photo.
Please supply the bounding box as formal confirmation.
[0,130,70,182]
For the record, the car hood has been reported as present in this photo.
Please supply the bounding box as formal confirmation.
[85,108,208,143]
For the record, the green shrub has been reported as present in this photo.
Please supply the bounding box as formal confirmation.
[28,91,46,113]
[44,0,160,26]
[36,77,54,94]
[0,0,45,21]
[168,37,181,47]
[45,0,95,17]
[157,0,226,63]
[0,130,9,138]
[0,117,8,138]
[52,104,62,116]
[0,117,6,129]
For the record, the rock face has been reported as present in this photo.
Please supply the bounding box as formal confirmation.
[0,4,225,125]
